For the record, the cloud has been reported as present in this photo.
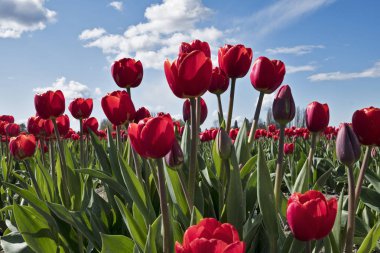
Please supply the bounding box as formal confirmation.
[79,0,225,69]
[33,77,92,100]
[246,0,335,37]
[109,1,123,11]
[0,0,56,38]
[308,61,380,81]
[79,28,106,40]
[261,93,275,111]
[287,65,316,74]
[94,87,102,96]
[266,45,325,55]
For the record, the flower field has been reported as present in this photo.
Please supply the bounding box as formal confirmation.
[0,41,379,253]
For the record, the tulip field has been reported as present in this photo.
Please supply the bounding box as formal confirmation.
[0,41,380,253]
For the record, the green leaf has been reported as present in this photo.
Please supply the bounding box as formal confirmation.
[100,234,134,253]
[0,232,34,253]
[89,130,112,175]
[212,139,223,178]
[13,205,58,253]
[357,222,380,253]
[313,167,333,190]
[293,159,309,193]
[190,206,203,226]
[288,239,305,253]
[234,119,250,165]
[365,169,380,192]
[360,187,380,212]
[331,190,344,252]
[165,165,190,217]
[144,226,157,253]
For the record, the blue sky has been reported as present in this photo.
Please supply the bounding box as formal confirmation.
[0,0,379,130]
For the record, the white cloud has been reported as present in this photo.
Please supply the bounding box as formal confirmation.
[109,1,123,11]
[287,65,316,74]
[308,61,380,81]
[261,93,275,111]
[266,45,325,55]
[33,77,92,100]
[79,28,106,40]
[0,0,56,38]
[79,0,225,69]
[247,0,335,37]
[95,87,102,95]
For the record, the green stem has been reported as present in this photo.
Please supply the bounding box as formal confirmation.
[305,241,312,253]
[177,168,192,213]
[188,98,198,209]
[49,140,58,201]
[24,160,43,199]
[355,146,371,208]
[274,125,285,212]
[216,94,224,124]
[79,119,84,168]
[39,138,46,167]
[226,78,236,132]
[345,165,355,253]
[307,133,317,188]
[116,125,123,154]
[248,92,264,144]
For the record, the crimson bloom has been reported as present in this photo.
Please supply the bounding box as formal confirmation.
[0,115,14,123]
[111,58,143,88]
[134,107,151,123]
[250,56,285,94]
[352,107,380,146]
[284,143,294,155]
[272,85,295,126]
[128,114,175,158]
[306,102,330,132]
[83,117,99,134]
[183,97,208,124]
[9,134,37,160]
[208,67,229,95]
[101,90,136,126]
[287,190,337,241]
[68,98,93,119]
[164,40,212,98]
[218,44,253,79]
[175,218,245,253]
[34,90,65,119]
[5,123,20,137]
[179,39,211,58]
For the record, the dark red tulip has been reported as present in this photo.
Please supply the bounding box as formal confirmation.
[5,123,20,137]
[71,133,80,141]
[287,190,337,241]
[182,98,208,124]
[175,218,245,253]
[111,58,143,88]
[179,39,211,58]
[165,41,212,98]
[34,90,65,119]
[208,67,229,94]
[218,44,253,78]
[306,102,329,132]
[134,107,151,123]
[68,98,93,119]
[284,143,294,155]
[9,134,37,160]
[0,115,14,123]
[28,116,48,138]
[165,140,184,168]
[352,107,380,146]
[336,123,361,166]
[250,56,285,94]
[229,128,239,140]
[83,117,99,134]
[101,90,136,126]
[128,114,175,158]
[272,85,295,126]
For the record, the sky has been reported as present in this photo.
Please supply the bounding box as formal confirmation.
[0,0,379,130]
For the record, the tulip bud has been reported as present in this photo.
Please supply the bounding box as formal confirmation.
[216,128,233,159]
[165,140,184,168]
[272,85,295,126]
[306,101,329,132]
[336,123,361,167]
[182,98,208,124]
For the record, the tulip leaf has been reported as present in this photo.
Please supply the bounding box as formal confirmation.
[180,122,190,167]
[288,239,305,253]
[365,169,380,192]
[100,233,134,253]
[313,167,333,191]
[212,139,223,178]
[360,187,380,212]
[331,190,345,253]
[357,222,380,253]
[293,158,309,193]
[234,119,250,165]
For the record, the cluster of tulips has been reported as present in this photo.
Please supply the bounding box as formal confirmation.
[0,39,379,253]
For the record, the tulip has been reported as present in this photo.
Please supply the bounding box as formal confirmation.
[272,85,295,126]
[165,43,212,98]
[208,67,229,95]
[68,98,93,119]
[27,116,45,137]
[287,190,337,241]
[183,97,208,124]
[43,120,55,138]
[0,115,14,123]
[352,107,380,146]
[250,57,286,94]
[128,114,175,159]
[175,218,245,253]
[83,117,99,135]
[165,140,184,168]
[134,107,151,123]
[9,134,37,160]
[111,58,143,88]
[336,123,361,167]
[216,128,233,160]
[101,90,136,126]
[218,44,253,79]
[179,39,211,58]
[71,133,80,141]
[284,143,294,155]
[306,102,329,133]
[34,90,65,120]
[5,123,20,137]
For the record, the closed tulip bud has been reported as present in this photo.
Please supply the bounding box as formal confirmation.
[5,123,20,137]
[182,98,208,124]
[218,44,253,78]
[165,140,184,168]
[83,117,99,134]
[0,115,14,123]
[9,134,37,160]
[111,58,143,88]
[284,143,294,155]
[216,128,233,159]
[352,107,380,146]
[101,90,136,126]
[34,90,65,119]
[336,123,361,167]
[272,85,295,126]
[208,67,229,94]
[306,101,329,132]
[134,107,151,123]
[68,98,93,119]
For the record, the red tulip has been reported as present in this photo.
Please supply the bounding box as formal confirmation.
[111,58,143,88]
[272,85,295,125]
[179,39,211,58]
[165,40,212,98]
[352,107,380,146]
[284,143,294,155]
[134,107,151,123]
[5,123,20,137]
[175,218,245,253]
[68,98,93,119]
[336,123,361,166]
[83,117,99,134]
[183,97,208,124]
[71,133,80,141]
[128,114,175,158]
[250,56,285,94]
[9,134,37,160]
[306,102,329,132]
[287,190,337,241]
[218,44,253,78]
[101,90,136,126]
[208,67,229,94]
[0,115,14,123]
[34,90,65,119]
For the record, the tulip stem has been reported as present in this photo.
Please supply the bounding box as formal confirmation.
[226,78,236,132]
[355,146,371,208]
[156,158,173,253]
[49,140,58,201]
[216,94,224,124]
[345,165,355,253]
[24,160,43,199]
[307,133,317,188]
[248,92,264,144]
[188,98,198,210]
[305,241,312,253]
[79,119,84,168]
[274,125,285,212]
[39,138,46,167]
[116,125,123,154]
